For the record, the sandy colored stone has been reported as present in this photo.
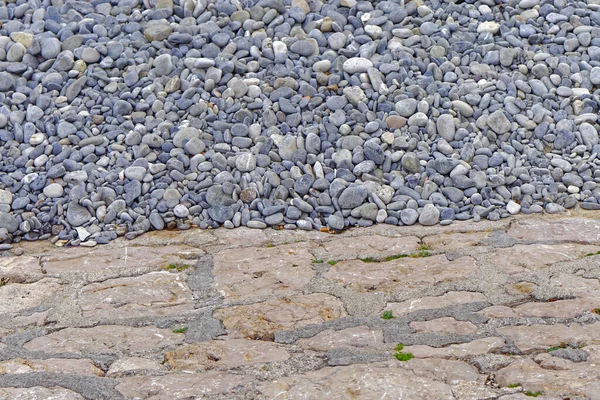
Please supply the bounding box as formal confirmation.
[214,293,347,340]
[407,358,484,384]
[410,317,478,335]
[405,337,506,359]
[259,361,456,399]
[0,387,85,399]
[165,339,289,370]
[508,218,600,244]
[42,245,200,280]
[550,274,600,297]
[116,371,253,399]
[387,291,488,315]
[0,358,103,376]
[423,231,490,252]
[213,244,315,300]
[486,243,600,274]
[317,235,421,261]
[0,256,44,283]
[496,357,600,399]
[324,255,477,293]
[497,322,600,353]
[297,326,384,351]
[107,357,163,377]
[512,298,600,318]
[0,278,62,314]
[478,305,518,318]
[78,271,194,321]
[23,325,183,356]
[211,227,269,248]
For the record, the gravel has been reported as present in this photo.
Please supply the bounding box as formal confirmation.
[0,0,600,246]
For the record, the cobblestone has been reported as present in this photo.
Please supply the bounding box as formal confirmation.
[1,214,600,399]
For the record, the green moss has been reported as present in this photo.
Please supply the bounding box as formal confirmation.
[383,254,409,261]
[172,327,188,333]
[266,243,275,248]
[547,343,567,352]
[393,352,414,361]
[327,260,337,265]
[593,308,600,315]
[395,343,404,352]
[359,257,378,263]
[411,250,431,258]
[312,259,324,264]
[524,391,542,397]
[165,264,190,271]
[507,383,521,388]
[585,251,600,257]
[381,310,394,320]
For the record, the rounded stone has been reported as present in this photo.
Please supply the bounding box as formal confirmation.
[43,183,64,198]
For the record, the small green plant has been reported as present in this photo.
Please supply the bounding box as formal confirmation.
[507,383,521,388]
[392,343,413,361]
[381,310,394,320]
[327,260,337,265]
[585,250,600,257]
[312,259,324,264]
[383,254,409,262]
[394,352,414,361]
[172,327,188,333]
[547,343,567,352]
[359,257,378,263]
[412,250,431,258]
[524,391,542,397]
[593,308,600,315]
[266,243,274,248]
[418,244,430,251]
[165,264,190,271]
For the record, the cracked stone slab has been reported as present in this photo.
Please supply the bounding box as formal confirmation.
[315,235,421,261]
[106,357,163,378]
[213,293,348,341]
[0,257,45,283]
[511,298,600,318]
[507,218,600,244]
[211,227,270,248]
[405,337,506,359]
[323,256,477,293]
[115,371,254,399]
[41,245,200,281]
[212,244,315,301]
[22,325,184,356]
[497,322,600,353]
[0,278,63,315]
[0,358,103,376]
[296,326,385,352]
[78,271,194,322]
[496,348,600,399]
[258,360,469,399]
[550,274,600,297]
[386,291,488,316]
[409,317,478,335]
[164,339,290,370]
[485,243,600,274]
[422,231,491,253]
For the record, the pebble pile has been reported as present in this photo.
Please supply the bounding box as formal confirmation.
[1,0,600,246]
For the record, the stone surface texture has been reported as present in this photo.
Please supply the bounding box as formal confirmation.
[1,214,600,399]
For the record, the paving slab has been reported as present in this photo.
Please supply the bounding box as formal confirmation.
[1,214,600,399]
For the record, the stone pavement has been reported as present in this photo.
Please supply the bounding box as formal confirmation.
[1,212,600,399]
